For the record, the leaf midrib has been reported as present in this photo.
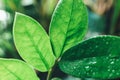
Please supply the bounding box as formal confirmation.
[60,0,74,54]
[3,64,21,80]
[25,27,49,70]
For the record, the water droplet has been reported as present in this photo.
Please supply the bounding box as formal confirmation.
[86,72,89,75]
[116,59,119,62]
[89,61,96,64]
[108,69,110,72]
[85,66,90,72]
[106,57,109,60]
[116,72,120,75]
[93,61,97,64]
[92,72,96,75]
[85,66,90,69]
[106,42,109,45]
[110,61,114,64]
[73,66,76,69]
[109,73,113,77]
[95,45,98,48]
[112,70,115,72]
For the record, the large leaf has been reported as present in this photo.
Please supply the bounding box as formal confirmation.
[0,58,39,80]
[49,0,88,58]
[59,36,120,79]
[13,13,55,72]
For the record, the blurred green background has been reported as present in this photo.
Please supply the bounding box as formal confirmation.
[0,0,120,80]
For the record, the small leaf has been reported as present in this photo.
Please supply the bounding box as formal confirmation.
[13,12,55,72]
[0,58,39,80]
[50,0,88,58]
[59,35,120,79]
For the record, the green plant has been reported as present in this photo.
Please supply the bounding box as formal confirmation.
[110,0,120,34]
[0,0,120,80]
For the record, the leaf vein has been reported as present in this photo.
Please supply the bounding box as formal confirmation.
[3,64,21,80]
[25,28,50,70]
[61,0,74,54]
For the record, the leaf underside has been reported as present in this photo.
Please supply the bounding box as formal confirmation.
[50,0,88,58]
[13,13,55,72]
[59,35,120,79]
[0,58,39,80]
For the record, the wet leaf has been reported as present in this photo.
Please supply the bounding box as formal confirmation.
[49,0,88,58]
[13,13,55,72]
[0,58,39,80]
[59,35,120,79]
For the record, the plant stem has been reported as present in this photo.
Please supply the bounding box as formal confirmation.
[46,69,52,80]
[46,58,60,80]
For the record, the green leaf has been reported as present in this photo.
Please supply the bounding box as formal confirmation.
[59,35,120,79]
[3,0,23,13]
[13,12,55,72]
[110,0,120,34]
[50,0,88,58]
[0,58,39,80]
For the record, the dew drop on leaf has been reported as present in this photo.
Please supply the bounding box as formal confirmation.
[106,42,109,45]
[95,45,98,48]
[59,36,120,79]
[92,72,96,76]
[112,70,115,73]
[110,61,114,64]
[116,72,120,75]
[73,66,76,69]
[109,73,113,77]
[85,66,90,69]
[108,69,110,72]
[85,66,90,71]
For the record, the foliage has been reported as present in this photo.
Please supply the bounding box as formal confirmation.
[0,0,120,80]
[59,36,120,79]
[110,0,120,34]
[3,0,23,13]
[13,13,55,72]
[0,58,39,80]
[49,0,88,58]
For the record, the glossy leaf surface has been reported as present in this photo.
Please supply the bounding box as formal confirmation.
[59,36,120,79]
[13,13,55,72]
[50,0,88,57]
[0,58,39,80]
